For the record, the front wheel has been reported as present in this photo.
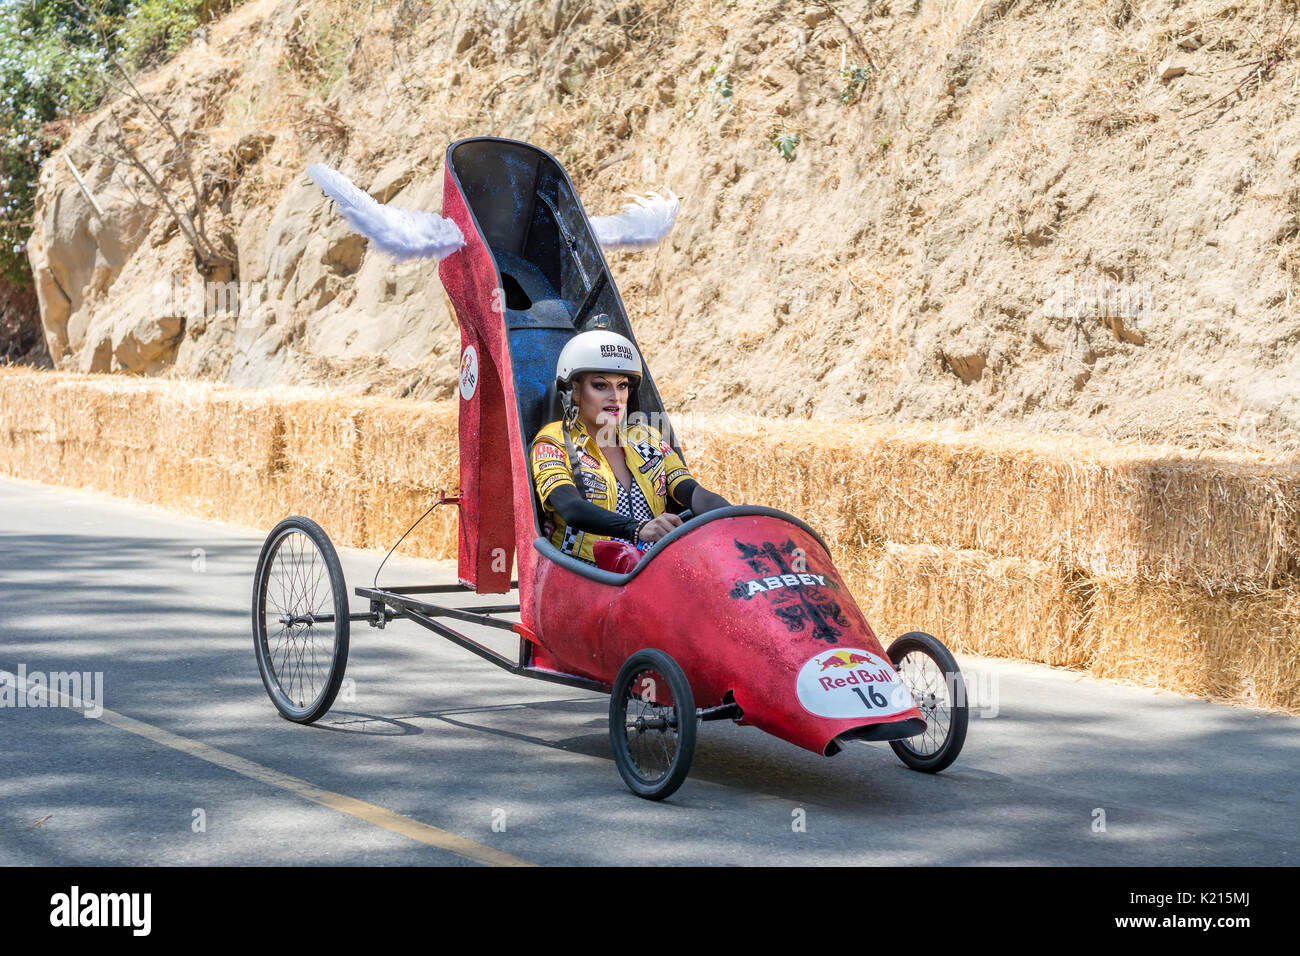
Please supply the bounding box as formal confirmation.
[609,649,697,801]
[886,632,968,773]
[252,516,350,724]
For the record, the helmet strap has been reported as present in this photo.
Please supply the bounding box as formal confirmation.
[561,417,589,504]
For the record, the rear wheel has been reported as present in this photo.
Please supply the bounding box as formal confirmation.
[252,516,350,723]
[886,632,968,773]
[609,649,696,800]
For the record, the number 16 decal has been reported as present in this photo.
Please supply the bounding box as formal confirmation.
[851,685,888,709]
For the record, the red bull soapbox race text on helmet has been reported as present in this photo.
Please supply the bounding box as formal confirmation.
[556,329,643,390]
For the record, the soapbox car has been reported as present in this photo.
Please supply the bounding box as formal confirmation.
[251,137,968,800]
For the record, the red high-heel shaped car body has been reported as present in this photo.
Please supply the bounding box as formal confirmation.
[252,138,968,799]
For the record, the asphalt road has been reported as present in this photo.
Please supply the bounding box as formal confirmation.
[1,476,1296,866]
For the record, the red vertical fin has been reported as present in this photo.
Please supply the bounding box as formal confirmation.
[439,171,515,593]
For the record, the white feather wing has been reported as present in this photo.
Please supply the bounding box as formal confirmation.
[306,163,465,262]
[590,189,681,252]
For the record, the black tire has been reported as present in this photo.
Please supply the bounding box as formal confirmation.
[886,632,968,773]
[609,649,697,801]
[252,516,350,724]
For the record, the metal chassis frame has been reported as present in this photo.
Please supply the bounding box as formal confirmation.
[353,581,612,694]
[349,582,744,722]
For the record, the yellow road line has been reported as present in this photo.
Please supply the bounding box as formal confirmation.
[4,669,535,867]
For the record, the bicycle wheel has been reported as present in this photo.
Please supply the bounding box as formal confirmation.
[609,649,697,801]
[886,632,968,773]
[252,516,350,723]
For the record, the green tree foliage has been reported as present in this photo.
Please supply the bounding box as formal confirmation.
[0,0,235,288]
[117,0,234,72]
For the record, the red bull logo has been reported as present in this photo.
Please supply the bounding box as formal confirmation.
[796,647,913,719]
[819,651,873,671]
[815,650,891,689]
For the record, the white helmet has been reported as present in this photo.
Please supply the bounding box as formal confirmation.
[555,330,643,389]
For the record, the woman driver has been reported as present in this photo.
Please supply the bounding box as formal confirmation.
[530,330,730,565]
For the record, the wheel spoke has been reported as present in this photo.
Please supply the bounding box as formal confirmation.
[609,653,695,800]
[883,636,968,774]
[254,521,349,723]
[620,669,680,783]
[897,650,953,756]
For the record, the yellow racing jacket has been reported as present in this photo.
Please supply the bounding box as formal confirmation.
[530,418,693,564]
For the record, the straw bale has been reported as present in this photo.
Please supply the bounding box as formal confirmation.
[264,392,372,478]
[679,415,1300,591]
[4,368,1299,711]
[0,370,465,553]
[43,379,98,452]
[137,457,277,528]
[261,467,372,549]
[92,445,156,500]
[352,397,459,487]
[0,424,63,481]
[22,372,165,477]
[96,386,165,458]
[0,374,91,475]
[2,373,92,456]
[0,373,60,478]
[1085,578,1300,713]
[362,476,460,561]
[155,387,282,470]
[672,415,858,551]
[0,370,49,438]
[837,542,1092,668]
[6,372,1297,595]
[246,390,462,555]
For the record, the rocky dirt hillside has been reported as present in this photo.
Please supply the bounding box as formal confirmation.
[25,0,1300,453]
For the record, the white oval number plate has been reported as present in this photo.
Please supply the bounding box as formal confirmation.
[796,648,915,718]
[459,345,478,401]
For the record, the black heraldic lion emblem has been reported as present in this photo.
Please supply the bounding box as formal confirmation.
[727,538,850,643]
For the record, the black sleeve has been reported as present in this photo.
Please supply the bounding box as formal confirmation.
[670,478,731,514]
[548,484,641,539]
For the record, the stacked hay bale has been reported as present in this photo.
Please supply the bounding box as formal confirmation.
[1,367,1296,710]
[677,415,1300,712]
[0,369,459,561]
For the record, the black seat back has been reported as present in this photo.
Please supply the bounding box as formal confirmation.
[445,137,682,535]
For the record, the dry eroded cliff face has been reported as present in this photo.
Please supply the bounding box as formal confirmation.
[27,0,1300,452]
